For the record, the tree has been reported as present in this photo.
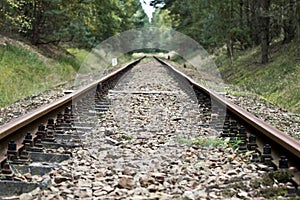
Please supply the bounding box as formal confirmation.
[1,0,150,47]
[282,0,296,44]
[151,0,300,64]
[296,1,300,59]
[260,0,271,64]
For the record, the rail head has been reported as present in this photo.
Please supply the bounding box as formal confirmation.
[154,56,300,159]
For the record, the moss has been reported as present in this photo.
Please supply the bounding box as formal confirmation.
[261,173,275,186]
[222,189,236,198]
[221,169,295,199]
[268,169,294,183]
[256,187,287,199]
[251,179,261,189]
[120,134,134,141]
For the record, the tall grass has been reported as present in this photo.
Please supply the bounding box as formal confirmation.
[0,44,76,107]
[217,41,300,113]
[0,45,135,108]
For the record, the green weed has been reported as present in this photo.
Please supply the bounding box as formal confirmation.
[176,136,227,147]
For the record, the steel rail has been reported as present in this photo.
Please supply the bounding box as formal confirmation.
[154,56,300,160]
[0,55,299,196]
[0,58,144,141]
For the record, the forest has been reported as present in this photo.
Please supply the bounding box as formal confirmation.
[1,0,299,64]
[151,0,300,64]
[0,0,149,47]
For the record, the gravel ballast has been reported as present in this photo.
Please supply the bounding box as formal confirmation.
[4,59,297,200]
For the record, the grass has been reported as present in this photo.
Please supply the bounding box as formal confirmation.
[67,47,134,74]
[176,136,227,147]
[0,41,137,108]
[216,40,300,113]
[65,48,89,67]
[176,136,246,150]
[0,44,77,107]
[119,134,134,141]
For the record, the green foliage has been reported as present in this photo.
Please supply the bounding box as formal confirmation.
[0,0,150,47]
[152,8,176,28]
[151,0,300,62]
[218,40,300,113]
[4,0,33,34]
[151,0,299,113]
[152,0,245,51]
[228,138,243,149]
[176,136,227,147]
[0,44,76,107]
[66,48,90,64]
[120,134,134,141]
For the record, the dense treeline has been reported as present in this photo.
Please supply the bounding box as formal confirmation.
[0,0,149,48]
[151,0,300,64]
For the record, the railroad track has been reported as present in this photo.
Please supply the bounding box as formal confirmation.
[0,56,299,199]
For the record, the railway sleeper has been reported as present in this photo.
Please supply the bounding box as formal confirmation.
[0,125,81,196]
[0,150,71,196]
[219,115,300,190]
[0,58,141,197]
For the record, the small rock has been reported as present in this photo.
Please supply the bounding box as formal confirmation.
[194,189,207,198]
[209,192,218,199]
[182,191,195,200]
[19,193,33,200]
[80,189,93,198]
[61,188,72,194]
[30,187,41,196]
[77,179,92,188]
[93,190,107,197]
[57,147,65,153]
[45,194,56,200]
[227,170,238,176]
[66,194,75,199]
[118,176,135,189]
[151,172,165,183]
[231,160,240,165]
[238,190,248,198]
[49,186,59,193]
[257,164,268,170]
[72,172,81,180]
[153,192,173,200]
[23,173,32,181]
[103,185,114,193]
[95,172,104,178]
[54,176,71,184]
[113,188,129,196]
[106,137,120,145]
[140,175,155,187]
[147,184,159,193]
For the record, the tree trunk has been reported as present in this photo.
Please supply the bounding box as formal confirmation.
[260,0,270,64]
[283,0,296,44]
[227,0,234,60]
[245,0,250,27]
[227,40,234,63]
[31,0,46,45]
[1,0,4,19]
[250,0,260,46]
[240,0,244,28]
[31,0,40,45]
[297,0,300,58]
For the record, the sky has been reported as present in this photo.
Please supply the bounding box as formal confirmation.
[139,0,155,22]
